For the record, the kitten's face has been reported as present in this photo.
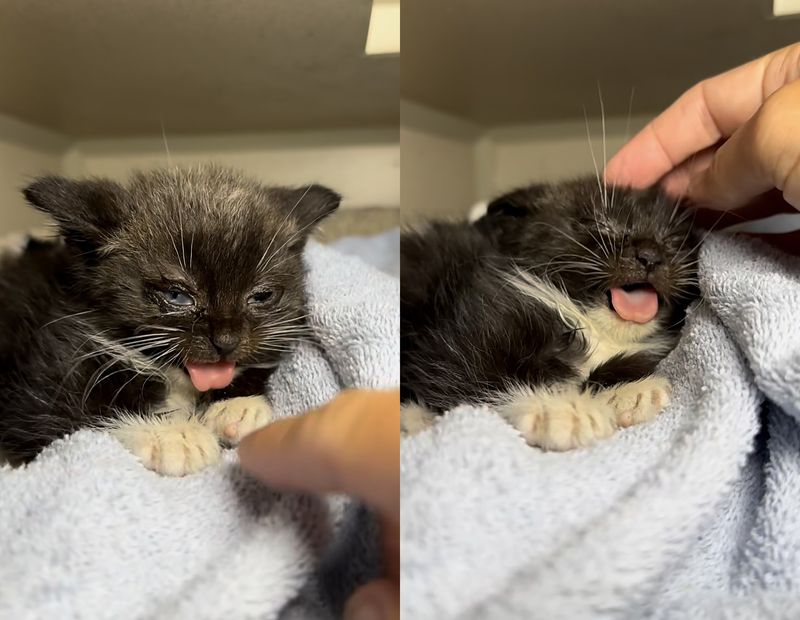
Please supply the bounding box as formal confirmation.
[483,178,699,324]
[24,167,339,390]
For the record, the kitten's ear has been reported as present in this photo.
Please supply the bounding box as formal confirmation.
[281,184,341,231]
[23,177,127,246]
[486,185,547,218]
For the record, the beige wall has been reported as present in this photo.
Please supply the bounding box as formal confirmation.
[402,107,800,235]
[481,115,651,200]
[400,103,653,220]
[0,120,399,235]
[400,101,480,223]
[0,114,69,234]
[66,128,399,210]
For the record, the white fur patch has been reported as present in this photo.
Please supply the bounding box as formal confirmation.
[203,395,272,444]
[497,383,617,450]
[157,368,199,415]
[496,376,671,451]
[110,411,220,476]
[109,370,272,474]
[400,402,438,437]
[605,375,671,428]
[505,269,674,378]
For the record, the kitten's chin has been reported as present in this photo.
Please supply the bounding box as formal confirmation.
[185,361,236,392]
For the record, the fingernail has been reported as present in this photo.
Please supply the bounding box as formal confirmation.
[345,601,382,620]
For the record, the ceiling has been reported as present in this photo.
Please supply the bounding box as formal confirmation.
[402,0,800,125]
[0,0,398,137]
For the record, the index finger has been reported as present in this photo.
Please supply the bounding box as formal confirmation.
[605,44,799,188]
[238,389,400,517]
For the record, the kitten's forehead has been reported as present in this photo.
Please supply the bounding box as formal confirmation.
[591,188,677,229]
[97,166,339,287]
[128,168,282,222]
[123,170,293,250]
[139,213,294,274]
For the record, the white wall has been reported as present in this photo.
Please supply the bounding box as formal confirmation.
[400,101,480,222]
[403,107,800,235]
[480,115,651,200]
[65,128,399,210]
[0,114,69,234]
[400,102,654,220]
[0,121,399,235]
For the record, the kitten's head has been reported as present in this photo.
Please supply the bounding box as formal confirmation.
[480,177,699,326]
[24,166,339,391]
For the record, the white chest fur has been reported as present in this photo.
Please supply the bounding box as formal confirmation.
[506,270,674,379]
[152,368,201,415]
[577,307,673,378]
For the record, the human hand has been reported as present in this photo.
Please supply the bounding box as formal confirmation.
[238,389,400,620]
[605,44,800,253]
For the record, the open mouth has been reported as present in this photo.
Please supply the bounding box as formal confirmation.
[607,283,660,324]
[185,361,236,392]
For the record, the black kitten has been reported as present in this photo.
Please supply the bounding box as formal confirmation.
[400,177,699,449]
[0,166,339,474]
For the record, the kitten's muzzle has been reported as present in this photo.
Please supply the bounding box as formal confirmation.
[211,331,241,356]
[636,246,662,273]
[618,242,670,295]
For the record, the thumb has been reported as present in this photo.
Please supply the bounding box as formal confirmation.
[690,80,800,211]
[344,578,400,620]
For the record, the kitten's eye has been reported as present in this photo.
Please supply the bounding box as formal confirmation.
[248,290,274,305]
[159,289,195,307]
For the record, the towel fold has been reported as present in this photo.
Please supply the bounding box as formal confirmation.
[0,241,399,620]
[401,233,800,619]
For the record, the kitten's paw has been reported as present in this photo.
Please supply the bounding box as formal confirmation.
[203,395,273,444]
[498,385,616,451]
[401,403,438,437]
[605,376,671,428]
[112,417,221,476]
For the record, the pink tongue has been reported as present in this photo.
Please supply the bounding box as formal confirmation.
[610,287,659,324]
[185,362,236,392]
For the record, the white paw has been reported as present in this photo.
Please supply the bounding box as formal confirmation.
[112,416,221,476]
[605,376,671,428]
[400,403,438,437]
[498,385,616,451]
[203,395,273,444]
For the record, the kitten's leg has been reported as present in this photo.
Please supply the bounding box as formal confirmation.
[400,402,438,437]
[110,411,221,476]
[202,395,272,445]
[496,384,617,451]
[602,376,671,428]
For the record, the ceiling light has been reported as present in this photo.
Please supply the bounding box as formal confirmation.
[365,0,400,55]
[773,0,800,16]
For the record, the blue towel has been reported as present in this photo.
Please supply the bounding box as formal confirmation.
[0,241,399,620]
[401,234,800,619]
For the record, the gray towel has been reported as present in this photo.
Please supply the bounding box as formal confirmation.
[401,233,800,619]
[0,241,399,620]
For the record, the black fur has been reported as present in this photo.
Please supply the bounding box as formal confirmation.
[0,166,339,462]
[401,176,699,411]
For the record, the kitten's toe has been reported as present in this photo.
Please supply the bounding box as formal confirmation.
[498,386,616,451]
[401,403,437,437]
[203,395,273,445]
[606,376,672,428]
[113,418,221,476]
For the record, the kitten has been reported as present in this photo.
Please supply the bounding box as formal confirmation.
[0,166,339,475]
[400,177,699,449]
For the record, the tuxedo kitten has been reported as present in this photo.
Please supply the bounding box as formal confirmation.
[401,177,699,449]
[0,166,339,475]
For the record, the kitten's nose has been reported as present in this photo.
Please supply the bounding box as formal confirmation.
[211,332,241,356]
[635,243,662,272]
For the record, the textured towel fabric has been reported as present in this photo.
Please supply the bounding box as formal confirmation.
[328,228,400,279]
[401,233,800,619]
[0,241,399,620]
